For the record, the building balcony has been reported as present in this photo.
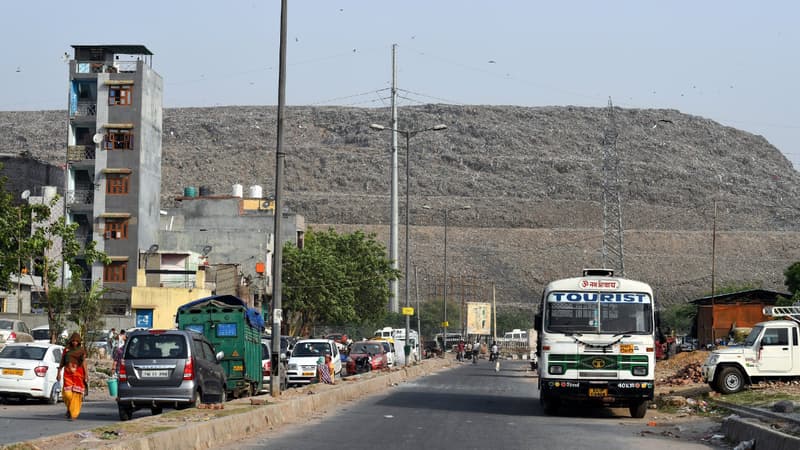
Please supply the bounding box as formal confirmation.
[67,145,96,162]
[66,189,94,207]
[69,101,97,119]
[75,61,138,74]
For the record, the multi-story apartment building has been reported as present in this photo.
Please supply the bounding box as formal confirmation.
[66,45,162,314]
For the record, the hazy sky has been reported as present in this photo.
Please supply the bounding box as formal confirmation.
[3,1,798,168]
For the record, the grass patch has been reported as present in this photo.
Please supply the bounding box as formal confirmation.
[718,390,799,407]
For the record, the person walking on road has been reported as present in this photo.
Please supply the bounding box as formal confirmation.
[457,340,465,362]
[111,329,126,375]
[472,339,481,364]
[56,333,88,420]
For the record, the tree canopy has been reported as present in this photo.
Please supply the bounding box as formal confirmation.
[281,228,399,336]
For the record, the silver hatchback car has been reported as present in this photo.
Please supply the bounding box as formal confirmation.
[116,329,226,420]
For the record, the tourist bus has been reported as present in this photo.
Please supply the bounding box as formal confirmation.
[535,269,656,418]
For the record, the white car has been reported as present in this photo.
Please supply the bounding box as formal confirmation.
[287,339,341,385]
[0,343,63,403]
[0,319,34,349]
[260,339,288,392]
[374,339,396,367]
[30,325,69,344]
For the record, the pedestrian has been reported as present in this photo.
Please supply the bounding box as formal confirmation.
[111,329,126,374]
[107,328,117,358]
[56,333,88,420]
[472,339,481,363]
[317,356,333,384]
[325,354,336,384]
[457,340,465,362]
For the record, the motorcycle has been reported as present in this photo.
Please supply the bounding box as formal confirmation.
[354,355,372,374]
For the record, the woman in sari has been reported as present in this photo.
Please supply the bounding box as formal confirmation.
[56,333,88,420]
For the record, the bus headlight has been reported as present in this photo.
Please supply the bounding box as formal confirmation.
[549,365,564,375]
[632,366,648,376]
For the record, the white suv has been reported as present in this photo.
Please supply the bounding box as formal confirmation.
[287,339,341,385]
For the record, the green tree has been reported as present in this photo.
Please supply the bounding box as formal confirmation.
[69,280,106,354]
[659,303,698,335]
[281,228,399,336]
[0,166,25,293]
[22,195,109,343]
[784,261,800,295]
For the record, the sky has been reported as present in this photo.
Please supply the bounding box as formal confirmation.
[3,1,799,168]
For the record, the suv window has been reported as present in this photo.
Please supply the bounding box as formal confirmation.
[192,338,207,361]
[762,328,789,346]
[125,334,188,359]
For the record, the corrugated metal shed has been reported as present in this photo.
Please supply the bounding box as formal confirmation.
[691,289,791,346]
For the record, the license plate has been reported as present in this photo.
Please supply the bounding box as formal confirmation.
[2,368,23,376]
[588,388,608,397]
[619,344,634,354]
[302,372,314,376]
[141,370,170,378]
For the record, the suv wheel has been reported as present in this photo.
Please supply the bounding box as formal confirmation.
[118,404,133,421]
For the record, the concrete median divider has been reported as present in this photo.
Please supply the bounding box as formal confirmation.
[14,357,454,450]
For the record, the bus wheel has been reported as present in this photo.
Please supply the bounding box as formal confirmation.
[629,401,648,418]
[716,366,745,394]
[541,396,559,415]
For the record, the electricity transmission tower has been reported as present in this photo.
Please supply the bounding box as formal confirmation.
[601,97,625,276]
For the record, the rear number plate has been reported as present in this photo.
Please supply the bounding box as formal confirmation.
[302,372,314,376]
[588,388,608,397]
[2,368,23,376]
[141,370,170,378]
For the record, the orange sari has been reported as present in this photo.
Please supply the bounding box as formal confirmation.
[61,346,87,419]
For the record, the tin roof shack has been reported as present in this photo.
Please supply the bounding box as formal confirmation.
[691,289,791,347]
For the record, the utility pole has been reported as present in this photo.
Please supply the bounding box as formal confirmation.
[711,200,717,343]
[601,97,625,276]
[389,44,399,313]
[270,0,287,398]
[492,282,496,342]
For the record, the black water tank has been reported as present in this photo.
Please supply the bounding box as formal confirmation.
[199,185,212,197]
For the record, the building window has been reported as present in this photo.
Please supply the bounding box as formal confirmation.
[104,262,128,283]
[105,129,133,150]
[106,174,130,195]
[105,219,129,240]
[108,85,132,105]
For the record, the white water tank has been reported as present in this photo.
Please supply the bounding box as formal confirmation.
[248,185,263,199]
[232,184,243,198]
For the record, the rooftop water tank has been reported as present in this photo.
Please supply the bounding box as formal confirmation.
[199,185,212,197]
[248,185,263,199]
[183,186,197,198]
[232,184,243,198]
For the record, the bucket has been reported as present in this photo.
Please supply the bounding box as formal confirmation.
[106,378,118,397]
[183,186,197,197]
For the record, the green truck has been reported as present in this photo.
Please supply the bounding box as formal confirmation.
[176,295,265,398]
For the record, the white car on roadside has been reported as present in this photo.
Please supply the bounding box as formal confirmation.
[0,343,63,403]
[287,339,341,385]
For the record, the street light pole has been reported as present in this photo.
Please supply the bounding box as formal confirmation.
[369,123,446,366]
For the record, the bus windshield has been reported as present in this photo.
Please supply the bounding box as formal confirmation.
[546,292,653,335]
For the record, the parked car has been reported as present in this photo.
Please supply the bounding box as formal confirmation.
[264,335,295,359]
[423,340,442,359]
[287,339,341,385]
[345,340,388,374]
[116,329,227,420]
[0,342,63,404]
[86,330,111,357]
[260,339,288,393]
[373,338,396,367]
[30,325,69,344]
[679,340,696,352]
[0,320,34,349]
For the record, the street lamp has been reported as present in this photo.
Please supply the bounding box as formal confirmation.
[370,123,446,365]
[422,204,470,354]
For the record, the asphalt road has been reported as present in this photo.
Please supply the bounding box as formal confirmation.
[0,394,119,445]
[226,359,723,450]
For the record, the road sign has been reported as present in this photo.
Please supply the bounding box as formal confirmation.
[402,307,414,316]
[441,321,449,327]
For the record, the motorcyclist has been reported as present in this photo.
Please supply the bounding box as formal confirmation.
[490,341,499,362]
